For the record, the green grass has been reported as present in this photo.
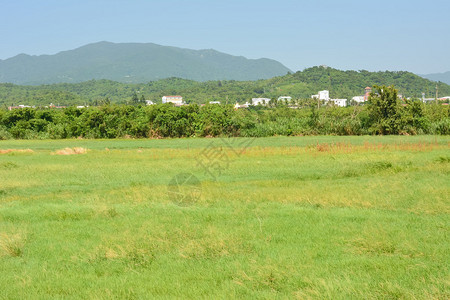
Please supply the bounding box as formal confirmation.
[0,136,449,299]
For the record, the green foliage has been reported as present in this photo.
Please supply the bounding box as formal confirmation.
[368,85,402,134]
[0,100,448,139]
[367,85,449,135]
[0,85,448,139]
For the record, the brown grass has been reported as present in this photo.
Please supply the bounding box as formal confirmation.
[307,141,443,155]
[0,149,34,154]
[52,147,88,155]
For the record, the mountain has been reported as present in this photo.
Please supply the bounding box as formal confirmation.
[2,66,450,106]
[0,42,291,85]
[420,71,450,85]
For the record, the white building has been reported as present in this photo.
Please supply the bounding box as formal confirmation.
[352,96,365,103]
[209,101,221,104]
[252,98,271,106]
[162,96,183,105]
[145,100,155,105]
[235,102,251,109]
[319,90,330,101]
[7,105,32,111]
[311,90,346,107]
[311,90,330,101]
[329,99,347,107]
[278,96,292,102]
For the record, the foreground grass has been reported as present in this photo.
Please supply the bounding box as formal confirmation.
[0,136,449,299]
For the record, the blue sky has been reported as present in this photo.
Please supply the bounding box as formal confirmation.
[1,0,449,74]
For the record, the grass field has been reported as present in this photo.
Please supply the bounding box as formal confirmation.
[0,136,449,299]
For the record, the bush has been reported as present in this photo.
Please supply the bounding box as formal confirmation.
[0,126,12,140]
[429,118,450,135]
[0,99,447,139]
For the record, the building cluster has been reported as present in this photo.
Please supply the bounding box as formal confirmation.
[7,89,449,111]
[159,95,222,106]
[422,94,450,102]
[8,105,33,110]
[160,88,450,109]
[311,90,348,107]
[8,103,69,110]
[49,103,67,109]
[234,96,292,109]
[351,87,372,104]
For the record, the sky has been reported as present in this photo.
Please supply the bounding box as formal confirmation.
[0,0,449,74]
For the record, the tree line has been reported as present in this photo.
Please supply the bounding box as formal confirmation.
[0,86,448,139]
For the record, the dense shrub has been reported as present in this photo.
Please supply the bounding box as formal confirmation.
[0,94,448,139]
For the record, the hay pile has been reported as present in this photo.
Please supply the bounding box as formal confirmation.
[52,147,88,155]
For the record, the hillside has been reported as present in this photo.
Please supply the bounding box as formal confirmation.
[420,71,450,85]
[0,42,291,85]
[1,66,450,107]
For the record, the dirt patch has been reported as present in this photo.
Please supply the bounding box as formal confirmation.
[52,147,88,155]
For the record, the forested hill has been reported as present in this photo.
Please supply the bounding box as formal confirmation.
[1,66,450,107]
[0,42,290,84]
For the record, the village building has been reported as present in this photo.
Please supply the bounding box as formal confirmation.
[48,103,67,109]
[329,99,347,107]
[311,90,347,107]
[364,87,372,101]
[278,96,292,103]
[251,98,271,106]
[234,102,251,109]
[311,90,330,101]
[8,105,32,111]
[351,87,372,104]
[352,96,365,103]
[162,95,183,105]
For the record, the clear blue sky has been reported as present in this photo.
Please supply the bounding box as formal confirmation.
[1,0,449,74]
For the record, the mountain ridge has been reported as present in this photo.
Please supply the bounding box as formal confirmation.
[0,42,291,85]
[419,71,450,85]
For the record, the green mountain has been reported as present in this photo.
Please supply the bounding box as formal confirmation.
[2,66,449,107]
[0,42,291,85]
[420,71,450,85]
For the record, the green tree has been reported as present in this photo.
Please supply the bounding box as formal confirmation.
[101,97,111,106]
[368,85,401,134]
[131,92,139,105]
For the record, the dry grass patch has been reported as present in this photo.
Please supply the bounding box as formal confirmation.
[309,141,444,155]
[0,232,26,257]
[0,149,34,154]
[177,226,250,259]
[87,242,155,269]
[52,147,88,155]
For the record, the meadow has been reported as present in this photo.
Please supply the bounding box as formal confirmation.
[0,136,449,299]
